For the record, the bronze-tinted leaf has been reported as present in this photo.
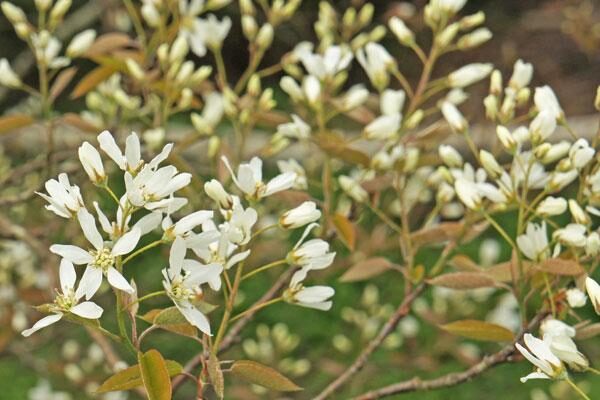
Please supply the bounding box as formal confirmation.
[411,222,464,248]
[97,360,182,393]
[208,353,224,399]
[449,255,482,272]
[332,213,356,251]
[231,360,302,392]
[428,272,496,290]
[84,33,134,57]
[339,257,392,282]
[538,258,585,276]
[50,67,77,102]
[138,349,172,400]
[71,65,117,99]
[153,307,198,338]
[441,320,514,342]
[61,113,100,132]
[315,131,370,167]
[0,114,34,135]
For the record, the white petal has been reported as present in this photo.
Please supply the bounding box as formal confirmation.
[21,313,63,337]
[50,245,93,265]
[148,143,173,169]
[125,132,141,169]
[59,258,76,293]
[176,302,211,335]
[70,301,103,319]
[77,265,103,300]
[297,300,332,311]
[94,201,113,234]
[133,212,162,235]
[236,165,257,195]
[112,228,141,256]
[169,236,186,276]
[520,371,550,383]
[77,208,104,250]
[98,130,126,169]
[264,173,296,196]
[225,250,251,269]
[295,286,335,303]
[106,267,134,293]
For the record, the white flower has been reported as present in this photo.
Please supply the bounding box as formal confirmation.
[287,223,335,271]
[50,209,139,299]
[66,29,96,58]
[441,101,467,132]
[280,76,303,101]
[302,75,321,104]
[356,42,395,91]
[162,237,223,335]
[37,173,84,218]
[447,63,493,88]
[285,267,334,311]
[0,58,22,88]
[342,84,369,110]
[516,222,549,262]
[280,201,321,229]
[276,114,311,139]
[454,178,481,210]
[496,125,517,151]
[188,14,231,55]
[363,113,401,140]
[516,333,565,382]
[204,179,233,209]
[162,210,214,240]
[223,201,258,246]
[568,199,590,225]
[439,144,463,168]
[553,223,587,247]
[299,45,353,79]
[529,110,557,143]
[479,150,503,177]
[389,16,414,45]
[585,277,600,315]
[540,141,570,164]
[540,319,588,369]
[125,165,191,211]
[187,221,251,271]
[566,288,587,308]
[277,159,307,190]
[569,139,595,170]
[549,170,578,192]
[98,131,173,174]
[141,0,160,27]
[536,197,567,216]
[509,59,533,89]
[78,141,105,184]
[339,175,368,203]
[31,32,69,69]
[222,156,296,200]
[93,198,161,240]
[22,259,103,337]
[534,86,563,120]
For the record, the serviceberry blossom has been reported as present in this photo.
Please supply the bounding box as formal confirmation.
[585,277,600,314]
[222,156,296,200]
[299,45,353,80]
[162,237,223,335]
[284,267,335,311]
[540,319,588,369]
[50,209,138,299]
[516,222,549,262]
[98,130,173,174]
[22,259,103,337]
[516,333,565,382]
[287,223,335,272]
[356,42,395,91]
[37,173,84,219]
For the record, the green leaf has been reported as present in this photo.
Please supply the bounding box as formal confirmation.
[138,349,172,400]
[441,320,514,342]
[97,360,182,393]
[231,360,302,392]
[142,307,198,338]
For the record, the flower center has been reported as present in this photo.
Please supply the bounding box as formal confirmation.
[54,288,76,310]
[91,247,115,272]
[170,281,195,302]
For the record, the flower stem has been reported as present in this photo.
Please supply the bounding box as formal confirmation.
[241,259,288,281]
[122,240,164,265]
[229,297,283,323]
[566,377,591,400]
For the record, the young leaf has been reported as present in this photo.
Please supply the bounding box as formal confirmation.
[97,360,182,393]
[71,65,118,99]
[441,320,514,342]
[333,213,356,251]
[153,307,198,338]
[208,353,225,399]
[49,67,77,102]
[538,258,585,276]
[231,360,302,392]
[428,272,496,290]
[83,33,134,58]
[0,114,34,135]
[138,349,172,400]
[340,257,392,282]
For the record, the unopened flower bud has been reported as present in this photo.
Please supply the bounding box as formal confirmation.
[241,15,257,40]
[404,109,424,129]
[280,201,321,229]
[389,16,414,45]
[35,0,52,11]
[436,22,459,48]
[439,144,463,167]
[239,0,255,15]
[358,3,374,27]
[0,58,22,88]
[509,59,533,90]
[170,35,189,63]
[595,86,600,112]
[208,136,221,158]
[566,287,587,308]
[49,0,71,23]
[585,277,600,315]
[441,101,467,132]
[66,29,96,58]
[479,150,503,177]
[247,74,261,96]
[342,8,356,30]
[483,95,498,120]
[569,200,590,225]
[342,84,369,110]
[457,28,492,50]
[459,11,485,30]
[125,58,145,80]
[496,125,516,151]
[256,23,274,49]
[490,70,502,95]
[205,179,233,209]
[536,196,567,216]
[1,2,26,24]
[448,63,493,88]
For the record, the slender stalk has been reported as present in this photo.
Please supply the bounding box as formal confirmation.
[123,290,167,312]
[566,377,591,400]
[365,202,402,234]
[122,240,164,265]
[229,297,282,323]
[242,259,288,281]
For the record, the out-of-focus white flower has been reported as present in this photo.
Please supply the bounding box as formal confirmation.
[356,42,395,91]
[276,114,311,139]
[66,29,96,58]
[534,86,563,120]
[447,63,493,88]
[141,0,161,27]
[516,333,565,382]
[222,156,296,200]
[191,92,225,135]
[78,142,105,184]
[540,319,588,369]
[37,173,84,219]
[439,144,463,167]
[0,58,22,88]
[441,101,467,132]
[188,14,231,55]
[50,209,139,298]
[162,237,223,335]
[536,197,567,216]
[585,277,600,314]
[529,110,557,144]
[280,201,321,229]
[389,16,415,45]
[162,210,214,240]
[280,76,303,101]
[302,75,321,104]
[363,113,401,140]
[517,222,549,262]
[31,31,69,69]
[342,84,369,110]
[22,259,103,337]
[299,45,353,80]
[288,223,335,271]
[568,199,590,225]
[569,139,595,170]
[566,287,586,308]
[1,2,27,24]
[454,178,481,210]
[436,0,467,14]
[204,179,233,209]
[496,125,517,151]
[479,150,503,177]
[277,159,307,190]
[586,232,600,256]
[509,59,533,89]
[553,223,587,247]
[339,175,368,203]
[381,89,405,115]
[548,170,578,192]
